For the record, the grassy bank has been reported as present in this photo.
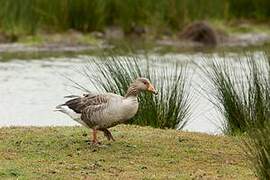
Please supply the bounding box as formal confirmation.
[0,0,269,36]
[0,125,254,179]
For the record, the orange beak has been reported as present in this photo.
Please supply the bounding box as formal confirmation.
[147,83,158,95]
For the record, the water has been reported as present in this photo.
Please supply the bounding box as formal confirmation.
[0,51,265,134]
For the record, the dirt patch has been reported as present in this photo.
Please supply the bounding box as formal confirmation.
[0,32,18,43]
[158,21,270,48]
[158,31,270,49]
[179,21,218,46]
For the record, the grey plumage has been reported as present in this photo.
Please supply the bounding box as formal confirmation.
[55,77,157,144]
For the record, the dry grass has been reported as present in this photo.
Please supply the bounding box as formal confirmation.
[0,125,254,179]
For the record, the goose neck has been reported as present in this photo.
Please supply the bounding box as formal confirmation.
[125,86,140,98]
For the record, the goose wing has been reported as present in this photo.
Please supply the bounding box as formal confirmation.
[80,93,124,127]
[64,93,110,113]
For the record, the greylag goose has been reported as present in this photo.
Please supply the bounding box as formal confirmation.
[55,77,157,144]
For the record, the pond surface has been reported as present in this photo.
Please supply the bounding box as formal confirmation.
[0,50,266,134]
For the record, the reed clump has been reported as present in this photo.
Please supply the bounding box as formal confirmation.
[201,53,270,179]
[244,55,270,180]
[201,53,270,135]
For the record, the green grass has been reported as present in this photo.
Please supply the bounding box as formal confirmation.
[0,125,255,179]
[0,0,270,36]
[244,122,270,179]
[74,56,191,129]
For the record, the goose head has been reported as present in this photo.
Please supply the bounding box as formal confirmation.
[125,77,158,97]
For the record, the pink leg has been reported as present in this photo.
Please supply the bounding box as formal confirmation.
[92,129,100,145]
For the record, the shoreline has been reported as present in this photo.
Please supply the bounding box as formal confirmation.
[0,32,269,53]
[0,22,270,55]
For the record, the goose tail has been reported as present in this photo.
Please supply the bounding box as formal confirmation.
[54,104,88,127]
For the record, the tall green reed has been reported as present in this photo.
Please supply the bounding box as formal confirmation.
[200,58,247,135]
[244,54,270,180]
[0,0,269,35]
[74,55,191,129]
